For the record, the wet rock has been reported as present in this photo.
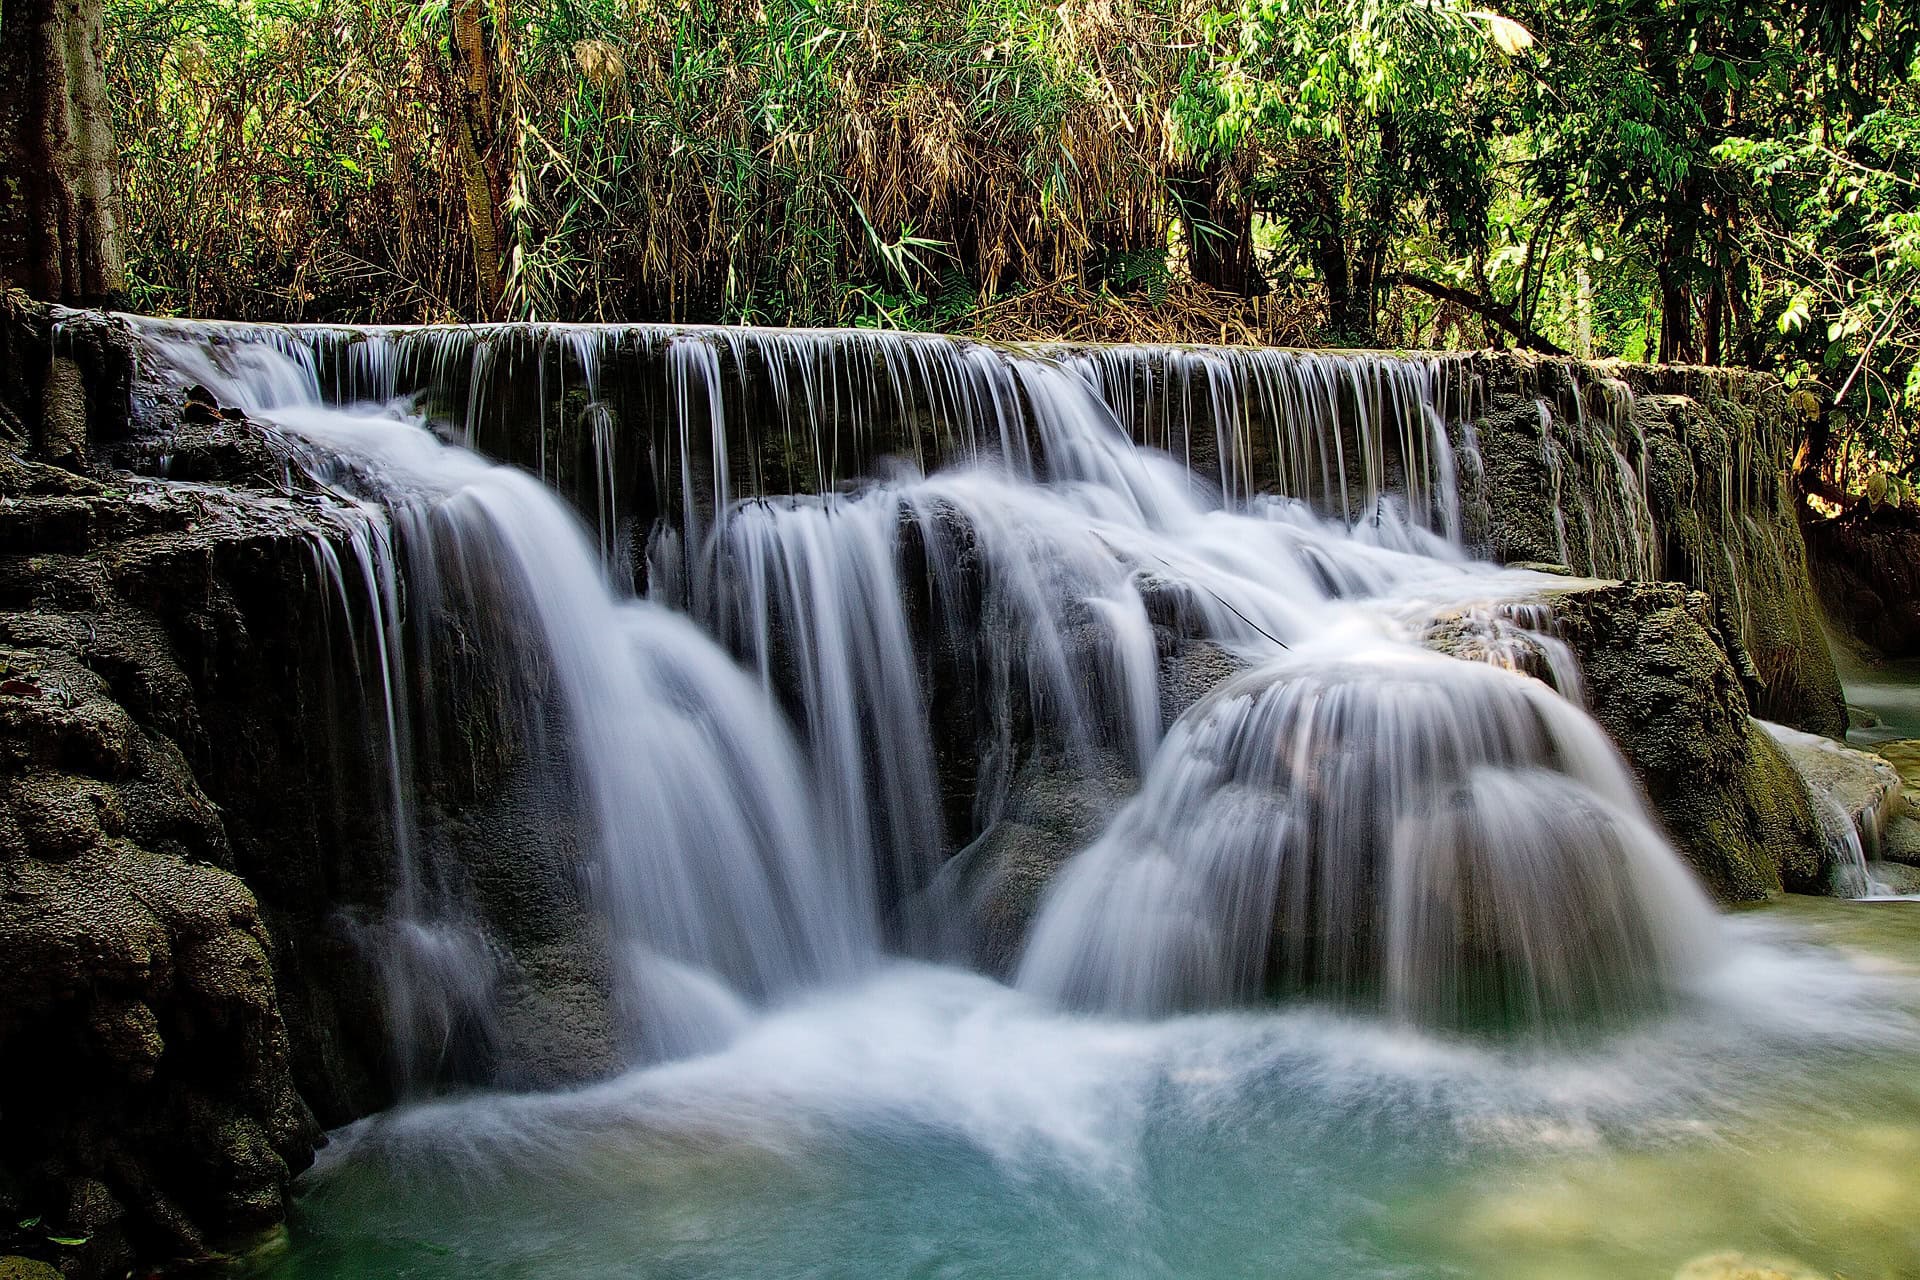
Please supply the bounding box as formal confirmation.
[1455,356,1843,737]
[162,418,279,483]
[1883,818,1920,865]
[1534,580,1828,900]
[0,842,319,1270]
[941,748,1134,977]
[1762,723,1902,853]
[1158,637,1255,727]
[1867,737,1920,804]
[1865,859,1920,892]
[492,939,622,1091]
[0,301,364,1274]
[1862,739,1920,865]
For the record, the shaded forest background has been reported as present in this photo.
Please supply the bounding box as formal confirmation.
[29,0,1920,497]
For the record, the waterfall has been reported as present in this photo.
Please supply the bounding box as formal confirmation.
[1015,646,1719,1031]
[127,315,1728,1075]
[138,324,876,1077]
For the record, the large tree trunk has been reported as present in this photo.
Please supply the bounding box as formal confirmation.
[1656,217,1701,364]
[1302,166,1362,340]
[0,0,126,304]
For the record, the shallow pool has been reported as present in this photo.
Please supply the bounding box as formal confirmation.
[239,898,1920,1280]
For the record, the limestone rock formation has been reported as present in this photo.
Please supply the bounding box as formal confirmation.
[1451,354,1844,738]
[1528,581,1830,900]
[946,640,1252,976]
[0,297,636,1278]
[1761,725,1902,855]
[0,435,330,1271]
[1864,739,1920,866]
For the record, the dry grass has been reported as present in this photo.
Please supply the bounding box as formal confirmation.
[105,0,1242,329]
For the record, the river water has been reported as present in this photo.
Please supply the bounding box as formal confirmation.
[224,899,1919,1280]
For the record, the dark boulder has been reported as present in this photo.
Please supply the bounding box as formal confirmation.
[1534,581,1828,900]
[1803,506,1920,658]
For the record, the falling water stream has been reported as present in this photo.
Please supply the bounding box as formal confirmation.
[126,319,1920,1279]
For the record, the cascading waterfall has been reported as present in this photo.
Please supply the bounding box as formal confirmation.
[1015,645,1719,1030]
[673,353,1489,940]
[130,315,1728,1072]
[96,314,1920,1280]
[138,325,877,1074]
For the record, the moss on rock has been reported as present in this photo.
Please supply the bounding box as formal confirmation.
[1538,581,1828,900]
[1450,354,1843,738]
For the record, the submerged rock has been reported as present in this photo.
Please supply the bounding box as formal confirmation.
[1673,1252,1827,1280]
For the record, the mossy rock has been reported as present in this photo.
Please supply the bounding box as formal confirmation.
[1452,355,1843,738]
[0,1258,61,1280]
[1533,581,1827,900]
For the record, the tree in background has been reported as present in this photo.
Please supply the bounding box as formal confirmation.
[1723,76,1920,502]
[446,0,514,317]
[0,0,126,303]
[1171,0,1529,342]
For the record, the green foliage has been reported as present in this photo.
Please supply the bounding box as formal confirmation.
[1717,86,1920,475]
[92,0,1920,487]
[106,0,1189,324]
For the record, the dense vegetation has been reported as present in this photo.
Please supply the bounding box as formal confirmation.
[84,0,1920,489]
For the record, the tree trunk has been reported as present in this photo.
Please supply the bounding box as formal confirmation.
[1657,264,1699,364]
[0,0,126,304]
[1573,259,1594,359]
[1354,113,1401,336]
[1656,215,1701,364]
[1303,166,1361,340]
[1172,164,1267,297]
[448,0,508,318]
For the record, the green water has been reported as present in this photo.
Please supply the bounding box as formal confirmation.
[244,899,1920,1280]
[1837,646,1920,746]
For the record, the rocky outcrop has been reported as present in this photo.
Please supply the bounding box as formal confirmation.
[1761,725,1902,853]
[1526,581,1830,900]
[1450,356,1843,738]
[941,749,1134,977]
[1862,739,1920,866]
[1803,507,1920,658]
[0,298,645,1276]
[0,458,333,1273]
[944,640,1254,976]
[0,300,383,1274]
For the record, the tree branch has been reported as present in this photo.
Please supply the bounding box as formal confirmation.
[1387,272,1570,355]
